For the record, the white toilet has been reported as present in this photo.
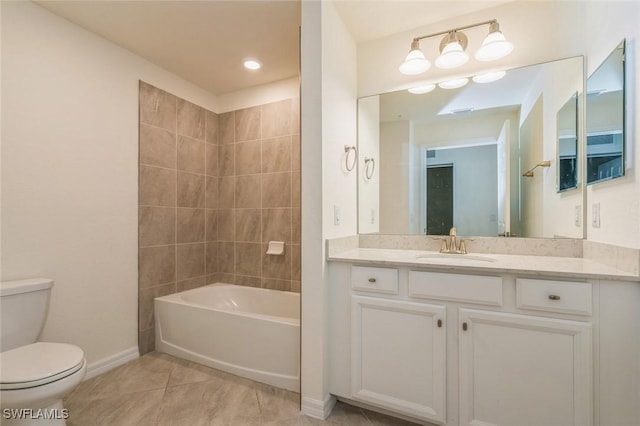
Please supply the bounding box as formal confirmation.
[0,278,86,426]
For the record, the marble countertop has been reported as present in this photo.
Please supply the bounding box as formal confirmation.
[328,248,640,281]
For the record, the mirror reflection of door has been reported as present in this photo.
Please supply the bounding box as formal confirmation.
[426,165,453,235]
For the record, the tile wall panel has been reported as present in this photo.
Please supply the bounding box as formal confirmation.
[139,81,300,355]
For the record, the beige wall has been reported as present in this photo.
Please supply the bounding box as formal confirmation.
[138,82,300,354]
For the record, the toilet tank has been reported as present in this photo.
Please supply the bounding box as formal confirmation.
[0,278,53,352]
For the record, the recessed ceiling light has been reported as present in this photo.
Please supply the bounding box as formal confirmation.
[243,59,262,70]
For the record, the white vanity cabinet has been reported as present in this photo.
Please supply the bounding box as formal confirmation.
[458,309,592,426]
[328,262,613,426]
[351,295,446,423]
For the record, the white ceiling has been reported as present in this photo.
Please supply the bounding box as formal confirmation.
[35,0,301,95]
[34,1,521,96]
[333,0,514,43]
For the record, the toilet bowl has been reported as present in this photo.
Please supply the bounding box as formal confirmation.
[0,279,86,426]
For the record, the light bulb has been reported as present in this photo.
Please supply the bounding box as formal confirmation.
[472,70,506,83]
[399,43,431,75]
[243,59,262,70]
[475,26,513,61]
[408,84,436,94]
[438,78,469,90]
[435,41,469,69]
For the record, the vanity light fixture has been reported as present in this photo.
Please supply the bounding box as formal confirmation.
[243,58,262,70]
[438,78,469,90]
[399,19,513,75]
[472,70,506,83]
[435,31,469,69]
[399,40,431,75]
[408,84,436,94]
[475,21,514,62]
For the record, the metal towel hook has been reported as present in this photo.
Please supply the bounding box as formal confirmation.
[364,157,376,180]
[344,145,357,172]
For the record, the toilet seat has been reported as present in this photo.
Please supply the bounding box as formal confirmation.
[0,342,85,390]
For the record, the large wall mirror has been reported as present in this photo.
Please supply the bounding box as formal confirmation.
[357,56,585,239]
[586,40,626,185]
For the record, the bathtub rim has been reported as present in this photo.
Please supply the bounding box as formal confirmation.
[154,283,300,327]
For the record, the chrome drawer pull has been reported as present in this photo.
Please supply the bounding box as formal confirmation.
[368,278,376,283]
[548,294,561,301]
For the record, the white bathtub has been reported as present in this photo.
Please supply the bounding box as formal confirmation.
[155,283,300,391]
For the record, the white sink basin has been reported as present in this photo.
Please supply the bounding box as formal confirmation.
[416,253,496,263]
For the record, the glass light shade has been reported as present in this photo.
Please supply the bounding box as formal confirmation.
[475,31,514,61]
[438,78,469,90]
[472,70,506,83]
[399,48,431,75]
[408,84,436,94]
[243,59,262,70]
[435,41,469,69]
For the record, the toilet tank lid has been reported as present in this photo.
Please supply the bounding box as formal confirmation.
[0,278,53,297]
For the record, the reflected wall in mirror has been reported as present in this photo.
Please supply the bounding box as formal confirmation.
[557,93,578,192]
[357,56,585,239]
[586,40,625,185]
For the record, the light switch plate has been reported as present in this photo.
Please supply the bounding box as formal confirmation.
[334,204,341,226]
[592,203,600,228]
[575,205,581,227]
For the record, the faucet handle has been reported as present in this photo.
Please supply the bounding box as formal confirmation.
[430,237,450,253]
[457,238,474,254]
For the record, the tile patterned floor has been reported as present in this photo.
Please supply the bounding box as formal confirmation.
[64,352,417,426]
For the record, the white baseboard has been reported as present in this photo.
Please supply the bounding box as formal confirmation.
[84,346,139,380]
[301,394,337,420]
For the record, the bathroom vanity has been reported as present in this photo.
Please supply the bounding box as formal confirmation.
[327,244,640,426]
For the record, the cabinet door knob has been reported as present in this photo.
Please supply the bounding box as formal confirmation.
[462,322,468,331]
[548,294,561,301]
[437,319,442,328]
[368,278,376,283]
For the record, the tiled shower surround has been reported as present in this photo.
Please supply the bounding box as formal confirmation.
[138,82,300,354]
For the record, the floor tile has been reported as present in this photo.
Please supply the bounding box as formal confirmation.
[66,388,164,426]
[65,352,419,425]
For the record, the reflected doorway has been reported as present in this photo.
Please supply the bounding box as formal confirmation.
[426,165,453,235]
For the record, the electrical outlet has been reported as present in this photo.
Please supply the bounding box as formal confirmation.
[334,204,341,226]
[592,203,600,228]
[575,205,581,227]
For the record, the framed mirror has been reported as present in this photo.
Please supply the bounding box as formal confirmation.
[557,92,579,192]
[357,56,585,239]
[586,40,625,185]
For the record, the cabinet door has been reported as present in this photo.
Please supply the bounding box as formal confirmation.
[459,309,592,426]
[351,296,446,423]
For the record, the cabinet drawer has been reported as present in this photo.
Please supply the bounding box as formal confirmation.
[409,271,503,306]
[516,279,592,316]
[351,266,398,294]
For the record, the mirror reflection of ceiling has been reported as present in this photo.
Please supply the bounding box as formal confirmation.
[380,64,542,124]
